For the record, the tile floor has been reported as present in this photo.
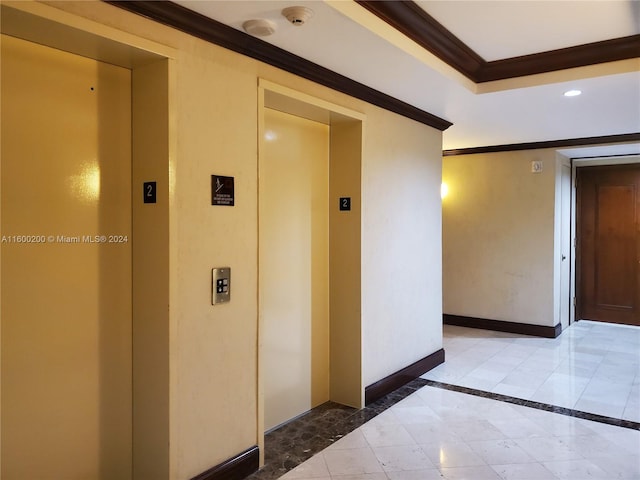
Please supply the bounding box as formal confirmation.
[281,385,639,480]
[423,321,640,422]
[256,320,640,480]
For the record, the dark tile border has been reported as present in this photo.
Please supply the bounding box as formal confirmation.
[247,379,429,480]
[247,376,639,480]
[365,348,445,404]
[191,445,259,480]
[423,380,640,431]
[444,314,561,338]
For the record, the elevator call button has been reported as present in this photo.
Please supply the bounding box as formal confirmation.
[212,267,231,305]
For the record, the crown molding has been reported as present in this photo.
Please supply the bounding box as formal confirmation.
[105,0,452,131]
[479,35,640,82]
[356,0,483,79]
[443,133,640,156]
[357,0,640,83]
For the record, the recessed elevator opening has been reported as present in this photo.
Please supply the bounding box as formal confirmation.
[259,83,364,432]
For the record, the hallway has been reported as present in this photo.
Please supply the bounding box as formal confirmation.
[260,321,639,480]
[280,383,639,479]
[424,321,640,422]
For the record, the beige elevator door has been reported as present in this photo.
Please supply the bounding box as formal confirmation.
[1,35,132,479]
[260,108,330,431]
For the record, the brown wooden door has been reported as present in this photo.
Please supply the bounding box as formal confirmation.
[577,163,640,326]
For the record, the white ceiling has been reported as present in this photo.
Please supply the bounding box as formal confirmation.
[176,0,639,153]
[418,1,640,61]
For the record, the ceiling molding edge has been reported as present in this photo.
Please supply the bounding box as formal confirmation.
[104,0,452,131]
[443,133,640,157]
[357,0,640,83]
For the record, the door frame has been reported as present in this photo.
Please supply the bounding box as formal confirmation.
[556,151,639,331]
[554,157,573,330]
[0,3,176,478]
[257,80,365,460]
[574,157,640,324]
[571,154,640,324]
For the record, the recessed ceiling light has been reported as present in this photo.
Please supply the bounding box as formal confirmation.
[564,89,582,97]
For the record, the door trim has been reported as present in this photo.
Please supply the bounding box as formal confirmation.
[258,80,364,463]
[575,159,640,325]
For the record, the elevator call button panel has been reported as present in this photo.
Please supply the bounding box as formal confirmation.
[212,267,231,305]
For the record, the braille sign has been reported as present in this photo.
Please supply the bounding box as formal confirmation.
[212,175,235,206]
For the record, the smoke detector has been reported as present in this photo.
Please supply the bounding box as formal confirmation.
[282,6,314,26]
[242,19,277,37]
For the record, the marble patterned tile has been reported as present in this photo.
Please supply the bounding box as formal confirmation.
[512,436,583,462]
[466,439,536,465]
[250,322,640,480]
[371,444,434,471]
[490,463,559,480]
[445,419,508,441]
[515,407,600,437]
[542,459,611,479]
[580,378,634,405]
[324,475,386,480]
[330,430,369,450]
[554,432,624,459]
[322,447,384,476]
[386,469,448,480]
[360,422,416,448]
[486,417,550,439]
[281,454,330,479]
[588,453,640,479]
[530,372,591,406]
[490,383,539,400]
[622,402,640,423]
[596,429,640,456]
[440,465,503,480]
[573,397,625,418]
[403,419,464,445]
[420,441,486,468]
[496,368,550,389]
[390,405,440,424]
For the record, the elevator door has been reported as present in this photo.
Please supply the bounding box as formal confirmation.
[1,35,132,479]
[261,108,329,431]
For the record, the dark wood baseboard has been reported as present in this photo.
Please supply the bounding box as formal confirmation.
[365,348,445,405]
[444,314,562,338]
[190,446,259,480]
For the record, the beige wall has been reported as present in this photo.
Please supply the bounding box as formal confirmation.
[260,108,330,431]
[442,149,558,326]
[132,59,171,479]
[361,110,444,385]
[1,2,445,478]
[329,117,363,407]
[1,34,132,478]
